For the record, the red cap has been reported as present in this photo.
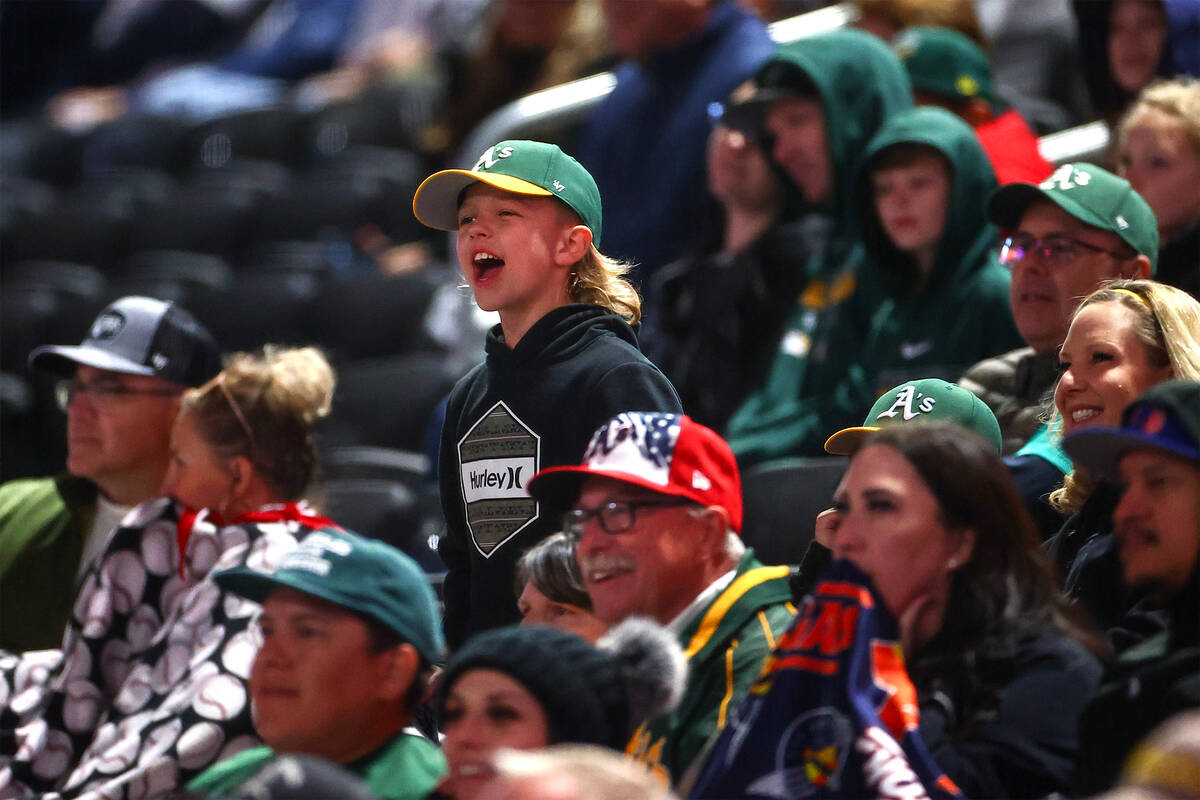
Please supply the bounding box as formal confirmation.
[527,412,743,533]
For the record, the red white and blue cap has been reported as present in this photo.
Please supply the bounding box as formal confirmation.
[527,412,744,533]
[1063,380,1200,480]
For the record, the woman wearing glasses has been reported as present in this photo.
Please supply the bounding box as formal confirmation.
[1047,279,1200,646]
[0,346,347,799]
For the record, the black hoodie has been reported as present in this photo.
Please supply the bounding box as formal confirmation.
[438,304,681,648]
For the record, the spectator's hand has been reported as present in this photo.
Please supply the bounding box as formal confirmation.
[46,86,127,132]
[813,507,839,548]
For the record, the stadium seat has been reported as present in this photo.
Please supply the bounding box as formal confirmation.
[127,183,260,259]
[108,250,235,305]
[187,270,320,354]
[320,352,458,453]
[192,107,308,168]
[308,271,441,361]
[318,477,443,575]
[81,114,193,177]
[321,445,430,488]
[740,457,847,566]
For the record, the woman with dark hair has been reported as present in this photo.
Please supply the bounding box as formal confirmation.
[514,531,607,642]
[829,422,1105,798]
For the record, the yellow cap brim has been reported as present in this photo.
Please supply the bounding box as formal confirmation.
[823,426,880,455]
[412,169,553,231]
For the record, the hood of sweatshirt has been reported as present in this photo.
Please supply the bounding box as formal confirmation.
[484,304,640,367]
[856,105,1002,299]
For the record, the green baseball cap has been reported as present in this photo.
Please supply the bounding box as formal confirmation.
[213,528,444,663]
[988,162,1159,271]
[412,139,602,243]
[825,378,1002,455]
[893,26,995,106]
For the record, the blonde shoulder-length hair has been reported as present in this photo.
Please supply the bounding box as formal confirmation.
[569,244,642,324]
[1050,278,1200,514]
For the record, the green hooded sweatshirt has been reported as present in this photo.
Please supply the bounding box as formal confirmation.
[845,107,1023,405]
[726,30,913,465]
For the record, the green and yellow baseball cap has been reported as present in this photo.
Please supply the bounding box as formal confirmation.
[825,378,1002,455]
[214,528,444,663]
[412,139,602,243]
[894,26,995,107]
[988,162,1159,271]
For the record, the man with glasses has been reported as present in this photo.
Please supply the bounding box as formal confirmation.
[0,295,220,650]
[528,412,795,786]
[960,162,1157,455]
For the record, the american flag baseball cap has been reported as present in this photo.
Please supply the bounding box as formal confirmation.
[527,412,744,533]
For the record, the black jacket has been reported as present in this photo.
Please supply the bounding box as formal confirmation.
[1048,486,1167,653]
[437,304,680,648]
[1073,569,1200,794]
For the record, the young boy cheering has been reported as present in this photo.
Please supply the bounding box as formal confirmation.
[412,140,680,648]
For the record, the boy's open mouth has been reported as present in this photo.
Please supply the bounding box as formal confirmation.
[473,252,505,279]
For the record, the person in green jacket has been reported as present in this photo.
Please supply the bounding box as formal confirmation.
[846,106,1024,405]
[720,29,913,466]
[0,295,220,652]
[528,411,797,786]
[188,529,446,800]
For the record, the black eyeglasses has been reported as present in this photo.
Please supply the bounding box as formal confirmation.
[55,378,180,411]
[999,233,1134,270]
[563,498,694,537]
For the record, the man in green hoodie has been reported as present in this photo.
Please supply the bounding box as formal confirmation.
[720,29,913,466]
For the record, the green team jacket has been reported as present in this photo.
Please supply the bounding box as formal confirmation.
[0,475,96,651]
[626,551,796,785]
[726,30,913,466]
[728,107,1023,464]
[188,730,446,799]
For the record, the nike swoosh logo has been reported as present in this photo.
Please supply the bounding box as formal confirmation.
[899,341,933,360]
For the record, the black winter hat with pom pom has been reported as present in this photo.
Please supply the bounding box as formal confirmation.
[438,619,685,751]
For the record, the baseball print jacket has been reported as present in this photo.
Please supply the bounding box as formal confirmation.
[0,499,333,799]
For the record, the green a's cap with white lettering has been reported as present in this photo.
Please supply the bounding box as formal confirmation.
[412,139,603,244]
[213,528,444,663]
[988,162,1159,271]
[824,378,1002,455]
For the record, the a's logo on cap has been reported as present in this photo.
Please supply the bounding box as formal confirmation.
[89,311,125,341]
[1042,164,1092,192]
[875,385,937,422]
[955,74,979,96]
[1115,215,1129,230]
[278,531,353,577]
[552,180,565,192]
[473,144,515,172]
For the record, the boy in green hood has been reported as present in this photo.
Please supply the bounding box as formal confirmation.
[721,29,913,465]
[848,106,1023,400]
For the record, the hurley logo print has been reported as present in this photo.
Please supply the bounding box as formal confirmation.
[899,340,933,360]
[473,144,515,172]
[875,385,936,421]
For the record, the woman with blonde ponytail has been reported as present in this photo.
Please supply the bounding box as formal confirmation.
[0,346,365,799]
